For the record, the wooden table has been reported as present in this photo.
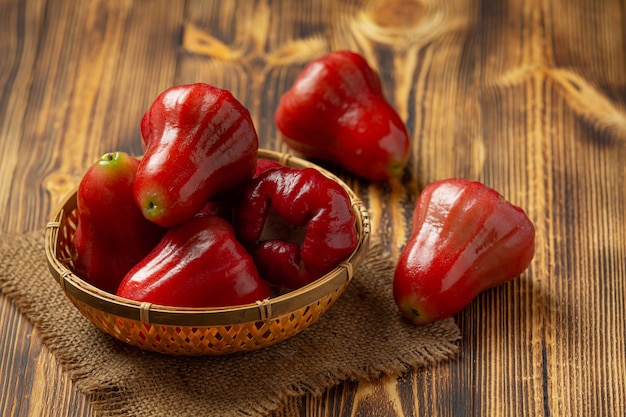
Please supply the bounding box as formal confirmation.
[1,0,625,415]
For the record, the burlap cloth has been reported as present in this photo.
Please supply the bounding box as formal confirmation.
[0,231,460,417]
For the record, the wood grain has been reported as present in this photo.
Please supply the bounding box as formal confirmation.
[1,0,625,416]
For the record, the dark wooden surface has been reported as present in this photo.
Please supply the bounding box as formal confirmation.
[1,0,625,416]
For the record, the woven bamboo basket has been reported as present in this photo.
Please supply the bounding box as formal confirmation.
[45,149,370,355]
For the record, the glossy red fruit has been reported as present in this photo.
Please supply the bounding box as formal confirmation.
[233,166,358,289]
[393,178,536,326]
[134,83,258,227]
[274,50,410,181]
[72,152,166,294]
[117,215,270,308]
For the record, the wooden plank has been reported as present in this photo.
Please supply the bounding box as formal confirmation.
[0,300,34,416]
[0,0,625,416]
[470,1,626,416]
[179,0,332,151]
[26,335,98,417]
[0,0,46,232]
[0,0,185,416]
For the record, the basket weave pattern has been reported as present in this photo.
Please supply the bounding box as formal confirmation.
[66,291,343,355]
[45,150,370,355]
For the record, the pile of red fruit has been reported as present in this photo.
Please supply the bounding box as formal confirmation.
[71,51,535,326]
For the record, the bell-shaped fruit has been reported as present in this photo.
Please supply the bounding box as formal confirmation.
[393,178,536,326]
[116,215,271,308]
[72,152,166,294]
[232,166,358,290]
[274,50,410,181]
[134,83,258,227]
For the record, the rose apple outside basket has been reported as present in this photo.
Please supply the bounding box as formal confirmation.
[45,149,371,356]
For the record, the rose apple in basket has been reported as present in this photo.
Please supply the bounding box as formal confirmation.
[393,178,536,326]
[72,152,166,294]
[117,215,270,308]
[135,82,258,228]
[232,166,358,290]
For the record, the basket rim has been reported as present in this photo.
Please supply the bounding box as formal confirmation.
[45,149,371,327]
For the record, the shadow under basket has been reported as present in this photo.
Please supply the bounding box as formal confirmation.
[44,149,371,355]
